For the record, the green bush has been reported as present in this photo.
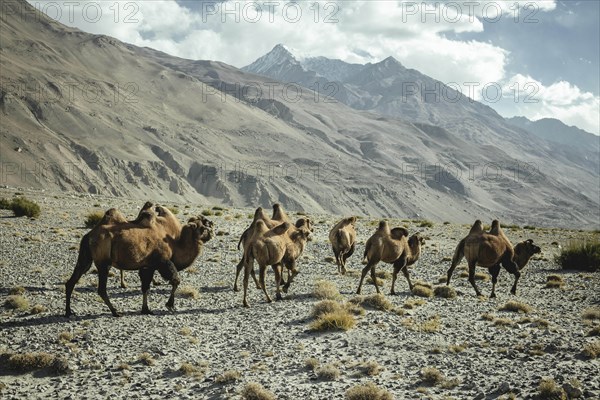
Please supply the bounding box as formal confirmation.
[8,197,41,218]
[555,238,600,272]
[0,198,12,209]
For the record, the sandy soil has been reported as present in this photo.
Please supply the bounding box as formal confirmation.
[0,188,598,399]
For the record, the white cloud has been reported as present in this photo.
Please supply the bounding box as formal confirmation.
[497,74,600,134]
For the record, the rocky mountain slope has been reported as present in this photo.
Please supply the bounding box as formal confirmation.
[0,1,598,228]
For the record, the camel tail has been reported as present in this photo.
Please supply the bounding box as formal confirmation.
[363,239,371,262]
[451,238,465,268]
[75,232,94,272]
[238,228,248,251]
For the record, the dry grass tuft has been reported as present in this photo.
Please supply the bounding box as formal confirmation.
[176,285,200,299]
[538,378,566,399]
[360,360,383,376]
[545,274,564,289]
[313,280,341,300]
[366,277,385,287]
[241,382,276,400]
[499,300,532,313]
[350,294,393,311]
[420,367,444,385]
[4,295,29,310]
[215,369,241,383]
[411,284,434,298]
[138,352,156,366]
[310,309,356,332]
[84,211,104,228]
[179,362,208,378]
[5,351,55,371]
[481,312,495,321]
[493,317,514,327]
[345,382,393,400]
[316,364,341,380]
[448,343,467,353]
[582,307,600,320]
[434,285,457,299]
[403,298,426,309]
[586,326,600,337]
[30,304,47,314]
[58,331,74,343]
[9,286,25,295]
[311,300,343,318]
[179,326,192,336]
[419,315,442,333]
[304,357,320,371]
[582,340,600,359]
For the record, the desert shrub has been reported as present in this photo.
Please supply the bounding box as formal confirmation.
[304,357,319,371]
[313,280,340,300]
[84,211,104,228]
[582,340,600,359]
[168,207,179,215]
[6,352,55,371]
[366,277,384,286]
[9,286,25,295]
[315,364,340,380]
[176,285,200,299]
[586,326,600,337]
[418,220,434,228]
[58,331,74,343]
[350,294,393,311]
[30,304,47,314]
[345,382,393,400]
[555,238,600,272]
[311,300,343,318]
[412,284,433,298]
[582,307,600,320]
[4,295,29,310]
[403,298,426,309]
[493,317,514,327]
[538,378,566,399]
[8,197,41,218]
[420,367,444,385]
[0,198,12,209]
[434,285,457,298]
[241,382,276,400]
[419,315,441,333]
[360,360,383,376]
[201,209,214,216]
[499,300,532,313]
[215,370,241,383]
[310,309,356,332]
[138,352,156,366]
[545,274,564,289]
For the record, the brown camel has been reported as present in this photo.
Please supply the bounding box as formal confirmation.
[328,216,357,275]
[446,219,537,297]
[65,209,212,317]
[242,220,311,307]
[233,204,293,291]
[357,221,424,295]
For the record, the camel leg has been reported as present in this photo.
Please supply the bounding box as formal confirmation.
[258,264,272,303]
[251,268,261,289]
[65,234,95,317]
[370,265,380,294]
[120,270,127,288]
[334,249,341,274]
[502,259,521,295]
[97,263,120,317]
[139,268,154,315]
[282,258,297,293]
[234,258,244,292]
[341,243,355,275]
[158,260,180,312]
[468,262,482,297]
[391,258,409,295]
[273,264,283,301]
[401,264,413,291]
[357,259,377,294]
[489,264,501,298]
[243,257,251,307]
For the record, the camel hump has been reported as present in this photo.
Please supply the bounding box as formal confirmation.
[469,219,484,234]
[136,210,156,228]
[141,201,154,211]
[377,220,390,234]
[489,219,501,234]
[102,208,127,225]
[390,227,409,240]
[253,207,269,222]
[271,222,291,235]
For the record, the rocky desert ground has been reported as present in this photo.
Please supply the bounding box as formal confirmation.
[0,187,598,399]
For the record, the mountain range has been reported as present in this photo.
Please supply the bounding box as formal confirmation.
[0,1,598,228]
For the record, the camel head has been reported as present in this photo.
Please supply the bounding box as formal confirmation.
[141,201,154,211]
[188,221,213,244]
[154,205,174,218]
[295,217,313,233]
[188,215,214,230]
[136,210,157,228]
[408,233,424,249]
[344,216,357,226]
[514,239,541,270]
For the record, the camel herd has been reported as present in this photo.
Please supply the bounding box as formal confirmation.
[64,202,541,317]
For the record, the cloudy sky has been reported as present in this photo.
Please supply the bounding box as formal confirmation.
[29,0,599,134]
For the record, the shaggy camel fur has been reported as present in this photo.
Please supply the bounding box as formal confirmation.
[233,204,293,291]
[328,216,357,275]
[357,221,424,295]
[446,219,533,297]
[242,220,311,307]
[119,203,183,288]
[65,209,212,317]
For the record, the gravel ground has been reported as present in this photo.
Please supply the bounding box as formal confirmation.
[1,188,599,399]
